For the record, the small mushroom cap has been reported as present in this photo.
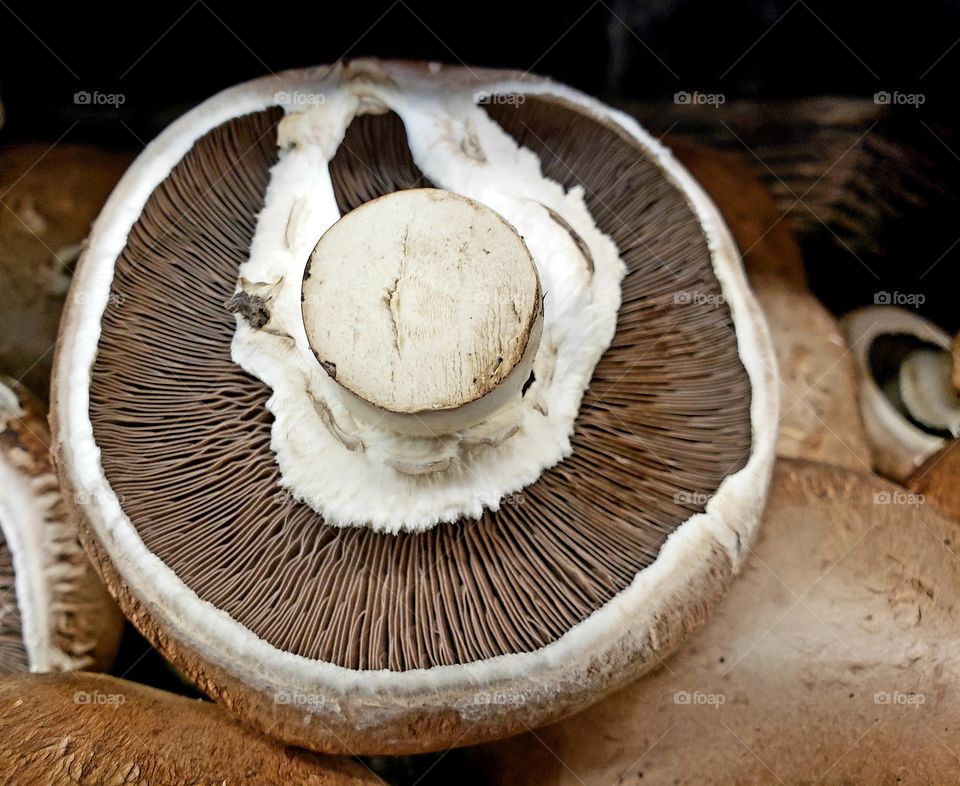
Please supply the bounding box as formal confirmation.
[0,671,378,785]
[471,459,960,784]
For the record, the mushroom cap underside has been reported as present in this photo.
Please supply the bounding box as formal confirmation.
[52,61,777,753]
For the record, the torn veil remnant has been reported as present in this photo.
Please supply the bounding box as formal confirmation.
[53,60,776,754]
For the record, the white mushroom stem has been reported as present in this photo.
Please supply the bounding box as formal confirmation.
[301,188,543,437]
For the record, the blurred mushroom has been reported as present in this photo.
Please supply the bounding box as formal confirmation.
[670,137,870,471]
[52,61,777,753]
[906,441,960,522]
[471,459,960,784]
[0,671,379,784]
[0,145,130,395]
[0,376,122,673]
[843,305,956,481]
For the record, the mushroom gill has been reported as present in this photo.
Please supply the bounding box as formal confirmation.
[86,98,752,670]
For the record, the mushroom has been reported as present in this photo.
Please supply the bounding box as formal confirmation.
[0,376,122,673]
[669,137,870,471]
[0,671,379,784]
[843,305,957,481]
[471,459,960,784]
[52,61,777,753]
[0,144,130,394]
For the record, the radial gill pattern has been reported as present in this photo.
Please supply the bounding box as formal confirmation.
[88,98,751,671]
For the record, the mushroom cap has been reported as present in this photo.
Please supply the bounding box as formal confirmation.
[0,144,130,394]
[471,459,960,784]
[0,377,122,673]
[52,61,777,753]
[0,671,378,785]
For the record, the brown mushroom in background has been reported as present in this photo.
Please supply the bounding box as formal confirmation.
[0,376,122,673]
[470,459,960,784]
[0,146,131,396]
[670,137,871,471]
[0,671,379,785]
[906,442,960,522]
[50,61,777,753]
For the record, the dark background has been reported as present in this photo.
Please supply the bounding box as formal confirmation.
[1,0,955,139]
[3,0,958,329]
